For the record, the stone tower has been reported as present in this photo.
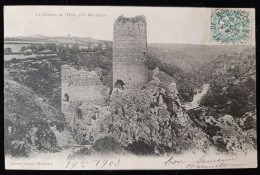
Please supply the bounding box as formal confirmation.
[113,15,148,88]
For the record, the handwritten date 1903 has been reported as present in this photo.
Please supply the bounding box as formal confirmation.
[66,158,120,169]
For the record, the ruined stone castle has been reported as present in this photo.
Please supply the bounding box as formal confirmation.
[113,15,148,88]
[61,65,109,127]
[61,15,148,131]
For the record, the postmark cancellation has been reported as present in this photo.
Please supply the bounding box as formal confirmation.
[210,9,253,44]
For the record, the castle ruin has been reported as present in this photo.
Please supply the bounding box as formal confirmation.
[61,65,109,126]
[61,15,148,140]
[113,15,148,88]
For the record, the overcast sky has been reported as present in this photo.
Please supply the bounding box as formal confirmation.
[4,6,255,45]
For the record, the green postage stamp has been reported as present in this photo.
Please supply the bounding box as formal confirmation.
[210,9,252,44]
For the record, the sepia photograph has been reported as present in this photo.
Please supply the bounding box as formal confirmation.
[4,6,256,170]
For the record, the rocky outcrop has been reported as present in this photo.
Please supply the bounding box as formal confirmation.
[81,68,214,155]
[67,67,256,155]
[237,111,257,148]
[188,107,256,154]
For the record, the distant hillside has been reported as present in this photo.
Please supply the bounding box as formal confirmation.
[4,39,255,105]
[148,44,199,72]
[148,43,255,73]
[199,47,256,118]
[4,35,99,43]
[198,47,256,82]
[5,36,254,74]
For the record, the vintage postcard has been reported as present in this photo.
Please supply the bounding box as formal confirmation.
[4,6,256,170]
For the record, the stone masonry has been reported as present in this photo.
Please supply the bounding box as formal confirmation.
[61,65,109,128]
[113,15,148,88]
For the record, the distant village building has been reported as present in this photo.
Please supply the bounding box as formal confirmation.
[41,49,53,53]
[23,49,33,55]
[79,45,89,50]
[90,44,95,50]
[23,60,32,67]
[101,44,107,50]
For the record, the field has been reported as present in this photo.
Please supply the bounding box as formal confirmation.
[4,43,31,53]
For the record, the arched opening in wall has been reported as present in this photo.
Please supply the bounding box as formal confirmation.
[114,79,125,90]
[143,52,146,57]
[63,93,70,102]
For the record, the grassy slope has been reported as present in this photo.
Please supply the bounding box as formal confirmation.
[4,74,65,127]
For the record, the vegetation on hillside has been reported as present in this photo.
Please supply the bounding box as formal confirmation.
[147,52,202,102]
[5,57,63,109]
[116,15,146,23]
[4,78,65,157]
[199,48,256,119]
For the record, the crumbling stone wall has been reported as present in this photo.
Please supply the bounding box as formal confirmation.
[113,15,148,88]
[61,65,109,130]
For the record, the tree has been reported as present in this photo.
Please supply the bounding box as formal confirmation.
[36,44,45,52]
[72,42,79,52]
[20,46,27,52]
[46,43,57,52]
[57,43,65,54]
[4,47,12,54]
